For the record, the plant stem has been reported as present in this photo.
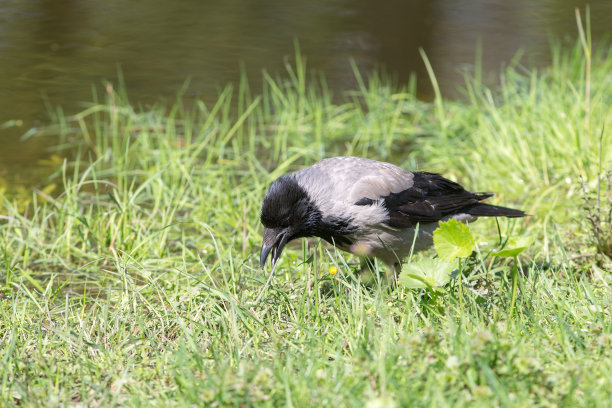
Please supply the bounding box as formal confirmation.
[509,258,518,318]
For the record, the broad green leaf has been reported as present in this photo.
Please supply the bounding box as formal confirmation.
[492,237,533,258]
[433,219,475,262]
[399,258,455,289]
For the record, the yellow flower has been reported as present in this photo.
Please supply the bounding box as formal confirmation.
[329,266,338,275]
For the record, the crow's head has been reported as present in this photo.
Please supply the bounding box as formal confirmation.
[259,175,320,269]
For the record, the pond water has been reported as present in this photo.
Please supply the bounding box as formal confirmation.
[1,0,611,188]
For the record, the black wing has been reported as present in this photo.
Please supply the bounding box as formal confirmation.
[354,172,522,228]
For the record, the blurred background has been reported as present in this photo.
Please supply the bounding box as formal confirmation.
[1,0,611,188]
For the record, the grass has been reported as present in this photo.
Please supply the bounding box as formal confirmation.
[1,36,611,406]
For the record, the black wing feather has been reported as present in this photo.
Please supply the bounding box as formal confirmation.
[355,172,522,228]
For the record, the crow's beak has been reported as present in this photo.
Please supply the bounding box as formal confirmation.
[260,227,289,269]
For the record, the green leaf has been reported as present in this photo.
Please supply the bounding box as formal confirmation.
[492,237,533,258]
[398,258,455,289]
[433,219,475,262]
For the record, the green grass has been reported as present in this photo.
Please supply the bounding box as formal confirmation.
[1,37,612,406]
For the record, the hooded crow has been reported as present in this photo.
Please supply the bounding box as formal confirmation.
[260,157,525,272]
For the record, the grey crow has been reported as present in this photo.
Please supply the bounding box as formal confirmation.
[260,157,525,272]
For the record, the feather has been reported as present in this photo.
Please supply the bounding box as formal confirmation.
[463,203,526,218]
[355,171,512,228]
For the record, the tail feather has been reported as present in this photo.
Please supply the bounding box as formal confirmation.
[464,203,526,218]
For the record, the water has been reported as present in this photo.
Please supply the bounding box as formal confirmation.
[1,0,611,188]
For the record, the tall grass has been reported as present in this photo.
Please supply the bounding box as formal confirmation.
[421,41,612,211]
[0,38,611,406]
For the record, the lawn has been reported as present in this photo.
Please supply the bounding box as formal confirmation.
[0,39,611,406]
